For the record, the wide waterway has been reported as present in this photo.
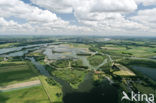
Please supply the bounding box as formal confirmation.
[131,65,156,81]
[29,57,118,103]
[0,44,118,103]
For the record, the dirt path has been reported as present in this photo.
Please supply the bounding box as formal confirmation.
[0,80,41,92]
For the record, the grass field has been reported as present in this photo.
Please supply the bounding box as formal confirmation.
[0,43,18,49]
[0,86,50,103]
[101,44,156,58]
[39,76,63,103]
[88,55,105,66]
[0,61,38,86]
[52,69,86,89]
[113,64,135,76]
[51,60,69,68]
[71,59,83,67]
[65,43,90,48]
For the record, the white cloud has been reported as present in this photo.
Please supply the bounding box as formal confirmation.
[134,0,156,6]
[0,17,34,34]
[31,0,137,14]
[131,8,156,33]
[31,0,73,14]
[0,0,156,36]
[0,0,67,24]
[0,0,92,35]
[131,8,156,23]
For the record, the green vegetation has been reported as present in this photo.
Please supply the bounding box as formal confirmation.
[0,61,38,86]
[52,69,86,89]
[88,55,105,66]
[118,58,156,68]
[71,59,83,68]
[100,42,156,58]
[67,43,90,48]
[27,52,45,64]
[0,57,4,62]
[133,81,156,95]
[27,51,63,102]
[50,60,69,68]
[1,36,156,103]
[39,76,63,103]
[112,64,135,76]
[0,86,50,103]
[0,43,19,49]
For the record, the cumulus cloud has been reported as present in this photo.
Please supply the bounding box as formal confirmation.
[134,0,156,6]
[131,8,156,23]
[0,0,68,24]
[0,0,92,35]
[31,0,137,13]
[131,8,156,33]
[31,0,73,14]
[0,0,156,36]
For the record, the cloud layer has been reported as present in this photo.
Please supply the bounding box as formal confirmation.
[0,0,156,36]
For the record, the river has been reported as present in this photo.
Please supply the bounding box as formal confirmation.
[131,65,156,81]
[1,44,118,103]
[29,57,118,103]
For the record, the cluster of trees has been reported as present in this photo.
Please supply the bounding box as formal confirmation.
[46,78,57,86]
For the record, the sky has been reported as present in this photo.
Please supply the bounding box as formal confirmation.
[0,0,156,36]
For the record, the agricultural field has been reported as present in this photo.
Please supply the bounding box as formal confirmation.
[65,43,90,49]
[0,43,19,49]
[101,41,156,58]
[0,61,38,86]
[39,76,63,103]
[112,64,135,76]
[0,86,50,103]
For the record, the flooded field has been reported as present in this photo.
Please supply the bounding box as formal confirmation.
[43,44,91,60]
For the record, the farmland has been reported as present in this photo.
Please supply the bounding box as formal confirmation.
[0,86,49,103]
[0,61,38,86]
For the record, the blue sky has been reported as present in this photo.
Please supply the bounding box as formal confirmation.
[0,0,156,36]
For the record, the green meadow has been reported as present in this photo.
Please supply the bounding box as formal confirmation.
[0,86,50,103]
[0,61,38,86]
[0,43,19,49]
[52,69,87,89]
[101,43,156,58]
[88,55,105,66]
